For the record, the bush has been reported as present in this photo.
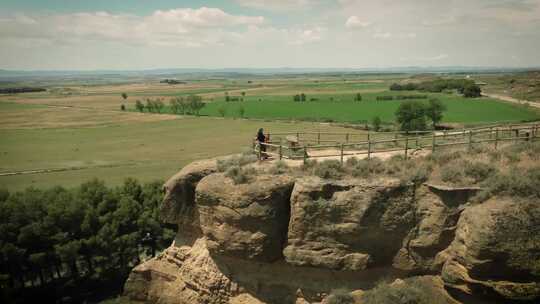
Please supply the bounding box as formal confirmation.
[313,160,344,179]
[350,158,384,178]
[479,167,540,199]
[326,289,354,304]
[463,161,497,183]
[440,165,466,184]
[362,278,439,304]
[225,166,255,184]
[217,154,257,172]
[400,163,431,185]
[269,160,289,175]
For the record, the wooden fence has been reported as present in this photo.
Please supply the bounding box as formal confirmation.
[253,122,540,163]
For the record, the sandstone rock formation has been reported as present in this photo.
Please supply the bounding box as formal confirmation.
[438,198,540,300]
[284,177,415,271]
[124,157,540,304]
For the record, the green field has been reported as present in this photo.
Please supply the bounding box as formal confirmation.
[196,91,540,124]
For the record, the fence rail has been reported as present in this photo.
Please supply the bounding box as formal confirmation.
[253,122,539,163]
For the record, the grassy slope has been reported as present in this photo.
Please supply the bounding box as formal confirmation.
[0,116,357,190]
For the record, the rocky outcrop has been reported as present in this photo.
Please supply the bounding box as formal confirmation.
[393,184,478,273]
[284,177,415,271]
[438,198,540,300]
[124,157,540,304]
[196,173,294,262]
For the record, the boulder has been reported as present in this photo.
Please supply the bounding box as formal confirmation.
[196,173,295,262]
[439,197,540,301]
[284,177,416,270]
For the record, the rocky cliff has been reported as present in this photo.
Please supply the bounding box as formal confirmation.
[124,156,540,304]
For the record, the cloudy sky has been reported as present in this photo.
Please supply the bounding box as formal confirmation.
[1,0,539,70]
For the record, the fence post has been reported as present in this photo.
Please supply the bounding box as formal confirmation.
[468,130,473,151]
[367,139,371,159]
[317,132,321,144]
[394,132,398,145]
[340,144,344,164]
[346,133,349,143]
[489,127,493,140]
[431,132,436,153]
[495,128,499,149]
[404,136,409,159]
[297,132,300,143]
[279,143,283,160]
[415,131,419,148]
[303,145,307,164]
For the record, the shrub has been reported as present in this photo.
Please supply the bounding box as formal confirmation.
[217,154,257,172]
[301,159,318,172]
[463,161,497,183]
[225,166,255,184]
[479,167,540,199]
[269,160,289,175]
[440,164,466,184]
[313,160,344,179]
[350,158,384,178]
[325,289,354,304]
[362,278,439,304]
[372,116,382,131]
[400,163,431,185]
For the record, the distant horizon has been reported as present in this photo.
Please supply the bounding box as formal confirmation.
[2,65,540,74]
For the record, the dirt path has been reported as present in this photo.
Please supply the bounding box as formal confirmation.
[483,93,540,109]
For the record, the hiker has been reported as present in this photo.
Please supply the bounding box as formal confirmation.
[256,128,267,160]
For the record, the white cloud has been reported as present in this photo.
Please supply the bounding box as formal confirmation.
[373,32,391,39]
[235,0,314,11]
[345,16,371,29]
[0,8,265,48]
[290,27,325,45]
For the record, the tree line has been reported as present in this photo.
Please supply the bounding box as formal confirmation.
[395,99,447,131]
[390,79,482,97]
[0,88,46,94]
[134,95,205,116]
[0,179,175,303]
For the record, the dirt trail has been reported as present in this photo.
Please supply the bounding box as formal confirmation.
[483,93,540,109]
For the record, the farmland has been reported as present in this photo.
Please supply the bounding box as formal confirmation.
[1,72,539,190]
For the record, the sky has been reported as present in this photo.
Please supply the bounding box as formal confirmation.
[0,0,539,70]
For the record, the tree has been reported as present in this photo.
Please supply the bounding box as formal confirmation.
[120,104,126,111]
[425,98,447,127]
[293,94,300,102]
[135,100,144,112]
[154,99,165,113]
[395,100,427,131]
[372,116,382,131]
[463,83,482,98]
[145,99,154,112]
[390,83,403,91]
[177,98,188,114]
[187,95,205,116]
[300,93,306,102]
[225,92,230,102]
[121,93,128,100]
[218,106,226,117]
[169,98,179,114]
[238,106,245,118]
[355,93,362,101]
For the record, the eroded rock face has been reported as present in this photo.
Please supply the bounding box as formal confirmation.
[161,159,217,225]
[393,184,478,273]
[284,177,416,271]
[196,173,295,262]
[439,198,540,300]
